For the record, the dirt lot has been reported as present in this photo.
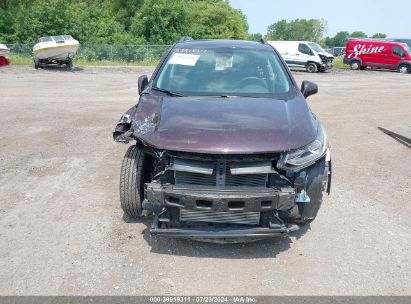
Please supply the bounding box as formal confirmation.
[0,66,410,295]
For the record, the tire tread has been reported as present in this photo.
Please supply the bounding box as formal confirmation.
[120,145,144,218]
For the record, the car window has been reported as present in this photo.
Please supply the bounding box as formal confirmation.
[393,46,405,57]
[298,44,312,55]
[154,46,294,99]
[308,43,324,53]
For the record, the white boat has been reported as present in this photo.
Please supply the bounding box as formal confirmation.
[0,43,9,56]
[33,35,79,68]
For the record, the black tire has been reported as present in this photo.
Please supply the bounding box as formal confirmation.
[66,60,73,69]
[398,64,410,74]
[350,60,361,70]
[34,58,39,69]
[306,62,317,73]
[295,159,329,225]
[120,145,146,218]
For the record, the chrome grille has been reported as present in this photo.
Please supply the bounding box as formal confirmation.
[180,209,260,226]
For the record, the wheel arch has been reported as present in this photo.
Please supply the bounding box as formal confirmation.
[397,61,411,72]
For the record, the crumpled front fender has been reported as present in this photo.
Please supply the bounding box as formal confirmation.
[113,94,163,144]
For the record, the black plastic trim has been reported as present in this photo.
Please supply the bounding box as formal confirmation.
[145,183,296,212]
[150,226,289,240]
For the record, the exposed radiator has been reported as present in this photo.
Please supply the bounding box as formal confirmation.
[175,171,216,186]
[179,209,260,226]
[226,173,267,187]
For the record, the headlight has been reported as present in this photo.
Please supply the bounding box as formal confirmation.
[277,124,327,171]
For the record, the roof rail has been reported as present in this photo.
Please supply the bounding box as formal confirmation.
[179,36,194,43]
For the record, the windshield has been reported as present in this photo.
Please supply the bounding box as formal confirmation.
[153,46,294,99]
[308,43,325,53]
[52,36,65,41]
[39,36,53,43]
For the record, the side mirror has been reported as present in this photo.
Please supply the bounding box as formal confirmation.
[138,75,148,95]
[301,80,318,98]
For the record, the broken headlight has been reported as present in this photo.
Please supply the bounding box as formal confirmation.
[277,124,327,171]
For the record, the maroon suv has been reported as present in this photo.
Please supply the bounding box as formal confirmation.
[113,39,331,243]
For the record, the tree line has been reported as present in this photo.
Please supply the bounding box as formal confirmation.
[0,0,249,44]
[324,31,386,47]
[261,19,387,46]
[0,0,386,47]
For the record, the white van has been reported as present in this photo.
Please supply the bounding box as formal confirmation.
[268,41,334,73]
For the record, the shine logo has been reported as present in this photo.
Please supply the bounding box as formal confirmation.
[348,44,385,58]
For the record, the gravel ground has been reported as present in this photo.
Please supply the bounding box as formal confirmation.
[0,66,410,296]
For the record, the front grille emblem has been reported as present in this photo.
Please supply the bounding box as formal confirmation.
[216,159,226,187]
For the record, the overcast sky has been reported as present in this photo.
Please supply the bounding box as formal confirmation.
[230,0,410,38]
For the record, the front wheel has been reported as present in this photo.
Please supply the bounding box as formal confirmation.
[306,63,317,73]
[119,145,146,218]
[398,64,410,74]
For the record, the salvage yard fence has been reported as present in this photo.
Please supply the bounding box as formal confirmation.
[7,43,172,63]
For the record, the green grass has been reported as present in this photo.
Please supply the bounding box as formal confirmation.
[75,59,159,67]
[333,56,350,70]
[7,53,159,67]
[9,53,33,65]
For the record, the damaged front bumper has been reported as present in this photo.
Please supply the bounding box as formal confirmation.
[144,182,296,243]
[150,225,289,243]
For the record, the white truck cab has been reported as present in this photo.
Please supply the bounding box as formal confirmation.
[268,41,334,73]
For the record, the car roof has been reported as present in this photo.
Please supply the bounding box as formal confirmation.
[269,41,317,44]
[348,38,406,45]
[174,39,273,51]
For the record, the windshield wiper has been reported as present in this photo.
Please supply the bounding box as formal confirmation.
[151,86,184,97]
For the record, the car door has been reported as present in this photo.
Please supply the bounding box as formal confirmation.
[364,44,389,69]
[391,46,406,69]
[297,43,311,67]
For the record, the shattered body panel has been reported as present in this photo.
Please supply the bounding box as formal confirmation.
[114,94,318,154]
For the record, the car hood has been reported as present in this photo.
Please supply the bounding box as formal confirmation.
[127,94,318,154]
[318,51,334,59]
